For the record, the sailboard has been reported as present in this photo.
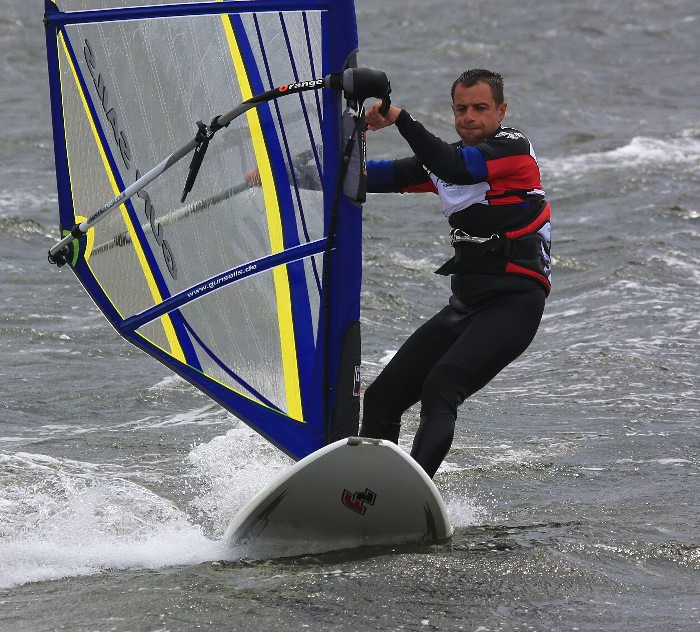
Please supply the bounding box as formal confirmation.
[43,0,452,556]
[226,437,452,558]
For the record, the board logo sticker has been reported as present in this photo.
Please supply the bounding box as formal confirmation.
[341,488,376,515]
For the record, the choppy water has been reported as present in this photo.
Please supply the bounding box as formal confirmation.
[1,0,698,630]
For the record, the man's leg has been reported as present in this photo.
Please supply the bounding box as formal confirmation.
[360,304,465,442]
[411,288,546,477]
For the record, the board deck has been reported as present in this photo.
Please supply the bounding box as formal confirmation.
[224,437,453,559]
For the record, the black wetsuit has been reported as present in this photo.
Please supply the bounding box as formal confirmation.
[360,110,551,477]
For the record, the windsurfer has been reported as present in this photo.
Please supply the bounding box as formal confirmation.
[360,69,551,478]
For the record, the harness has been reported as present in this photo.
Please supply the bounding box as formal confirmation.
[435,202,552,293]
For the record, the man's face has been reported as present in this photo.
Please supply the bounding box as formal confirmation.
[452,81,507,145]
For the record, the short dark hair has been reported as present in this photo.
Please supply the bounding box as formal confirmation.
[451,69,504,105]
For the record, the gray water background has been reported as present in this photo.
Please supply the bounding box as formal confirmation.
[1,0,698,630]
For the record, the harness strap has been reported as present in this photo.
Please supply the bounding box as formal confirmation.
[435,201,551,281]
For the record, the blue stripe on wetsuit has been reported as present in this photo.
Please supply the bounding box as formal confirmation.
[367,159,397,190]
[458,146,489,182]
[367,144,487,192]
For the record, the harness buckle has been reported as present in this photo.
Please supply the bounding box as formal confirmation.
[449,228,498,247]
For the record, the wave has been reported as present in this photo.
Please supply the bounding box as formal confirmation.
[541,131,700,179]
[0,433,290,589]
[0,452,225,589]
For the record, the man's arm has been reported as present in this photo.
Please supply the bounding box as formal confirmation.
[366,101,488,185]
[367,157,434,193]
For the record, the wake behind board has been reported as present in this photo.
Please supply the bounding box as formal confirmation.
[224,437,453,559]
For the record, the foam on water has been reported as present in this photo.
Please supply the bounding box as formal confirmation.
[388,252,439,273]
[112,404,229,430]
[0,452,226,590]
[0,521,222,591]
[148,373,190,392]
[0,403,294,584]
[0,189,56,217]
[541,132,700,179]
[444,497,485,529]
[0,411,313,590]
[187,426,294,536]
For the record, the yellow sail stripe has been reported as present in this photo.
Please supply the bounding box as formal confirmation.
[220,14,303,421]
[58,32,185,363]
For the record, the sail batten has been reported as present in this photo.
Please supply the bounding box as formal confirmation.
[121,239,327,333]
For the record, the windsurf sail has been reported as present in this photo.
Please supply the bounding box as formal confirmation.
[43,0,382,460]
